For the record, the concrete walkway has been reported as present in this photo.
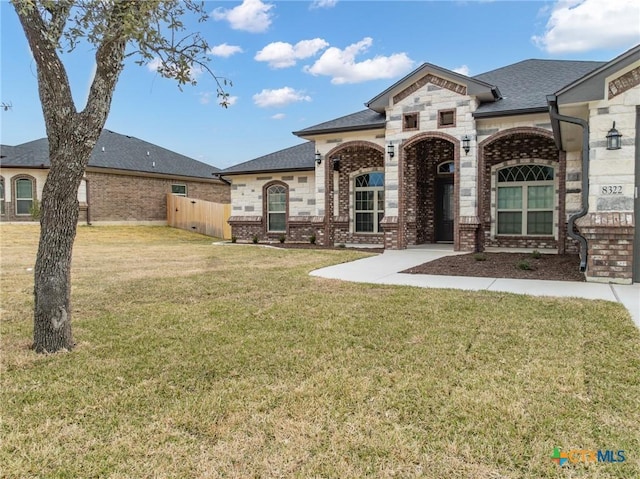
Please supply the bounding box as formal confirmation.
[310,247,640,329]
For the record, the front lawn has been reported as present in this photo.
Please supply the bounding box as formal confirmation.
[1,225,638,478]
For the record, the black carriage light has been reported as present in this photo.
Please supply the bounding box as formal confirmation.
[606,122,622,150]
[462,135,471,155]
[315,151,322,165]
[387,143,395,158]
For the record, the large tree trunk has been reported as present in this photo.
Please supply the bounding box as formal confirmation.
[33,126,96,352]
[14,1,128,353]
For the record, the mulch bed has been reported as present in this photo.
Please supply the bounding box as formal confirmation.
[268,243,385,254]
[402,252,585,282]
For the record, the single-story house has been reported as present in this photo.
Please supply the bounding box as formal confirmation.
[223,45,640,284]
[0,129,230,223]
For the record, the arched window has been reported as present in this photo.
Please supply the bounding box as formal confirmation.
[354,172,384,233]
[497,165,554,235]
[0,177,5,215]
[15,177,34,216]
[437,161,454,174]
[266,184,287,232]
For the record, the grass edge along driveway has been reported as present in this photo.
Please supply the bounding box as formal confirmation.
[1,225,639,479]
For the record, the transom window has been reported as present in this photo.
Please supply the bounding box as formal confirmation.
[15,178,34,215]
[497,165,554,236]
[438,161,454,174]
[171,184,187,196]
[354,172,384,233]
[267,184,286,232]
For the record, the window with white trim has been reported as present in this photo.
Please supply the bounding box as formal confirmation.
[15,178,34,215]
[354,172,384,233]
[267,184,286,232]
[171,184,187,196]
[497,165,554,235]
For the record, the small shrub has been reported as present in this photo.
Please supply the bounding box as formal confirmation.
[309,234,316,245]
[231,236,237,244]
[516,260,531,271]
[30,199,41,220]
[473,253,487,262]
[252,235,258,244]
[531,250,542,259]
[337,243,346,249]
[278,234,285,244]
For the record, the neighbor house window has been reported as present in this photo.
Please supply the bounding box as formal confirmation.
[403,113,419,131]
[354,172,384,233]
[15,178,34,215]
[497,165,554,235]
[267,184,287,232]
[438,109,455,128]
[171,184,187,196]
[0,177,4,215]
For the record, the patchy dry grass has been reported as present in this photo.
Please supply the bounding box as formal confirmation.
[1,225,639,478]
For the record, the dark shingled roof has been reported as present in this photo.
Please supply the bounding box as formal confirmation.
[473,59,605,116]
[293,109,386,137]
[0,129,221,179]
[222,141,315,175]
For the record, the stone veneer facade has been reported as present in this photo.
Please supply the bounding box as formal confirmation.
[228,58,639,283]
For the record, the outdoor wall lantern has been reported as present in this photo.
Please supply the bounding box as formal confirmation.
[315,151,322,165]
[462,135,471,155]
[606,122,622,150]
[387,143,395,158]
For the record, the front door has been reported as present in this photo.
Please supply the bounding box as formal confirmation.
[435,178,454,242]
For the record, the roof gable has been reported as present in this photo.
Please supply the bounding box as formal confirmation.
[366,62,499,113]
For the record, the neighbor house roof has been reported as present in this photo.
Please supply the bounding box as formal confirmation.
[222,141,315,175]
[473,59,605,117]
[0,129,222,180]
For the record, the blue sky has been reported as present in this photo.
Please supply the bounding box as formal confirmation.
[1,0,639,169]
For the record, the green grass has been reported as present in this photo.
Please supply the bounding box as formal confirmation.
[1,225,639,478]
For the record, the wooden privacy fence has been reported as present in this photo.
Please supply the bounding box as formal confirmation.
[167,195,232,239]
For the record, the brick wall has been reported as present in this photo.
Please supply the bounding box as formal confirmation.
[578,213,634,284]
[87,171,229,222]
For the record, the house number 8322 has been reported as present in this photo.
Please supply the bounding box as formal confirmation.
[601,185,623,195]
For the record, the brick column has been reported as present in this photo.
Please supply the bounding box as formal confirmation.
[577,213,635,284]
[380,216,399,249]
[459,216,480,252]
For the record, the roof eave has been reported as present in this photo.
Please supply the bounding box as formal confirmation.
[473,107,548,119]
[293,122,386,138]
[222,166,315,176]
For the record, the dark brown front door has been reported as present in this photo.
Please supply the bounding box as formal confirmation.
[435,178,454,242]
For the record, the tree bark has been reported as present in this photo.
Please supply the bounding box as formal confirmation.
[13,0,128,352]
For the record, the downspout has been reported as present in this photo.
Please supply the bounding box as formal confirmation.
[547,95,588,272]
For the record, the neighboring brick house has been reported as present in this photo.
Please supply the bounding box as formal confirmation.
[225,45,639,284]
[0,129,229,223]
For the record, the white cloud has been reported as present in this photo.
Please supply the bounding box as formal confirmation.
[253,87,311,108]
[209,43,244,58]
[310,0,338,9]
[211,0,274,33]
[225,96,239,107]
[304,37,415,84]
[147,57,163,72]
[452,65,470,76]
[271,113,286,120]
[255,38,329,68]
[532,0,640,54]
